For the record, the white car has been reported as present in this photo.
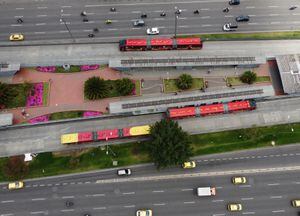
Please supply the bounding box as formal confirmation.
[117,168,131,176]
[223,23,238,31]
[146,27,159,35]
[136,209,152,216]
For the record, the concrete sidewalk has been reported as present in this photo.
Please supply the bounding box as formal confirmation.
[1,40,300,67]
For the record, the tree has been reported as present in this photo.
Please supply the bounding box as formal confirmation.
[239,71,257,84]
[116,78,135,96]
[147,119,192,169]
[3,156,28,180]
[84,76,109,100]
[0,82,17,109]
[176,73,193,90]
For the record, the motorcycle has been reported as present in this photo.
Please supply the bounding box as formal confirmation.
[194,10,199,14]
[17,18,23,23]
[160,12,166,17]
[223,7,229,13]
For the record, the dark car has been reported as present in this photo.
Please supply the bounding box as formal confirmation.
[65,201,73,207]
[229,0,240,5]
[236,15,250,22]
[133,19,145,27]
[141,13,147,18]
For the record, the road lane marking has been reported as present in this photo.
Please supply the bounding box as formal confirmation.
[154,18,165,20]
[272,210,285,213]
[268,5,279,8]
[213,214,225,216]
[179,25,189,28]
[152,190,164,193]
[107,28,117,31]
[92,194,105,197]
[181,188,193,191]
[11,24,22,27]
[47,184,52,186]
[1,200,15,203]
[93,207,106,210]
[36,23,46,26]
[201,8,210,11]
[31,198,46,201]
[201,16,210,19]
[294,182,300,184]
[61,5,72,8]
[268,183,280,186]
[270,196,282,199]
[243,212,255,215]
[212,199,224,202]
[124,205,135,208]
[153,203,165,206]
[30,211,47,215]
[61,209,74,212]
[37,15,47,17]
[123,192,135,195]
[62,196,74,199]
[225,15,233,17]
[246,6,255,8]
[269,14,279,16]
[16,8,24,10]
[202,24,212,27]
[85,181,91,184]
[239,185,251,188]
[241,197,254,200]
[34,32,45,34]
[14,15,23,18]
[59,30,68,33]
[83,29,92,32]
[216,186,223,189]
[61,14,71,16]
[184,201,195,204]
[1,214,14,216]
[37,7,48,9]
[131,11,141,13]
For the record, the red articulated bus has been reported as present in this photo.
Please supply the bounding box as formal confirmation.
[119,37,202,51]
[167,100,256,119]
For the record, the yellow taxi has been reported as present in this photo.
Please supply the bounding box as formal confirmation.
[136,209,152,216]
[9,34,24,41]
[291,199,300,207]
[182,161,196,169]
[8,181,24,190]
[232,176,247,184]
[227,203,242,212]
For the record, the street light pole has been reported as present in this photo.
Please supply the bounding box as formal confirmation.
[60,17,75,42]
[174,6,179,38]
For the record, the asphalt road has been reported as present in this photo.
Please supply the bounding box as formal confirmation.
[0,0,300,43]
[0,144,300,216]
[1,97,300,157]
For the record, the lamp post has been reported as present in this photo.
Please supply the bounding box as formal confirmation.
[60,17,75,42]
[174,6,179,38]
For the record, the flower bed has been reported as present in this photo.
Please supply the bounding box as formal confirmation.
[36,66,56,73]
[29,115,49,124]
[26,83,44,107]
[83,111,103,117]
[80,65,100,71]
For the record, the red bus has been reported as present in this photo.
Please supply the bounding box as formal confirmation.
[119,37,202,51]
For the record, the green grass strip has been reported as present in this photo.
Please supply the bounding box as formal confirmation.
[49,111,83,120]
[164,78,204,93]
[178,31,300,41]
[42,82,49,106]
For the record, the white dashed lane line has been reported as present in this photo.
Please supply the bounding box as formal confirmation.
[184,201,195,204]
[212,199,224,202]
[1,213,14,216]
[152,190,164,193]
[241,197,254,200]
[1,200,15,203]
[181,188,193,191]
[93,207,106,210]
[270,196,282,199]
[272,210,285,213]
[61,209,74,212]
[31,198,46,201]
[62,196,74,199]
[268,183,280,186]
[243,212,255,215]
[122,192,135,195]
[124,205,135,208]
[153,203,166,206]
[239,185,252,188]
[30,211,47,215]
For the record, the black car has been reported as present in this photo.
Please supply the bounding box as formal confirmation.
[236,15,250,22]
[141,13,147,18]
[229,0,240,5]
[83,18,89,22]
[65,201,73,207]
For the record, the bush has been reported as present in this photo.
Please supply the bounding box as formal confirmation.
[240,71,257,84]
[116,78,135,96]
[176,74,193,90]
[84,76,109,100]
[3,156,28,180]
[0,82,18,109]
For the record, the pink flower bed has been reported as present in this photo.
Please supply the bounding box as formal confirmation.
[29,115,49,124]
[80,65,100,71]
[83,111,103,117]
[26,83,44,107]
[36,66,56,73]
